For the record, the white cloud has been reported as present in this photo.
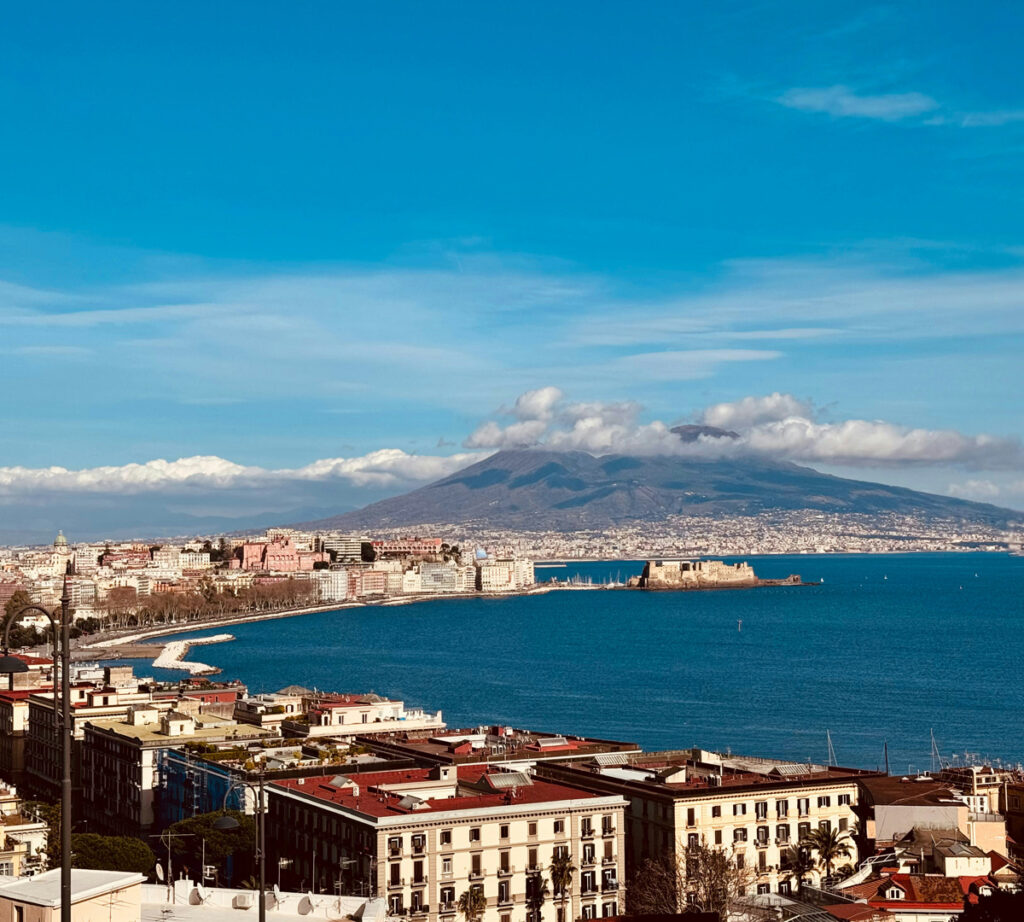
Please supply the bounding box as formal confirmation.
[702,393,816,430]
[959,110,1024,127]
[462,388,1024,470]
[510,386,563,421]
[777,85,939,121]
[0,450,483,496]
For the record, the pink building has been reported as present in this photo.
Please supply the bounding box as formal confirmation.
[239,537,328,572]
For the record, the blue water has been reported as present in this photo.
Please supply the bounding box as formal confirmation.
[114,553,1024,772]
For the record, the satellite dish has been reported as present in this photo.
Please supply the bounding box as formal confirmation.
[155,865,165,882]
[197,886,209,902]
[273,885,282,901]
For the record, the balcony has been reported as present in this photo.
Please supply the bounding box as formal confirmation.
[410,907,429,917]
[582,857,596,868]
[581,828,595,839]
[581,884,598,895]
[439,903,455,914]
[755,839,770,849]
[388,879,405,890]
[498,867,514,878]
[602,881,618,893]
[775,838,790,847]
[602,856,616,866]
[412,877,428,886]
[469,871,484,881]
[601,825,616,836]
[389,847,402,858]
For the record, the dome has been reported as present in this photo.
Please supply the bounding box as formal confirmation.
[53,530,68,547]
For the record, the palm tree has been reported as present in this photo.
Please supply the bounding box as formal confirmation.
[526,872,550,922]
[549,852,577,922]
[457,887,487,922]
[802,827,852,884]
[783,846,815,892]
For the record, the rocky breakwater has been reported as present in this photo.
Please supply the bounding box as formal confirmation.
[151,634,234,674]
[628,558,808,590]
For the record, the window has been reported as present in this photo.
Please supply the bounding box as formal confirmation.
[440,886,455,908]
[442,857,452,877]
[581,818,594,837]
[14,907,24,922]
[819,819,831,833]
[733,803,747,816]
[554,845,569,860]
[500,851,510,872]
[735,854,745,870]
[733,828,748,842]
[604,840,613,860]
[389,896,403,915]
[817,796,830,808]
[778,881,791,896]
[602,815,614,835]
[413,860,424,884]
[602,903,617,917]
[712,805,721,818]
[412,834,425,854]
[839,817,848,832]
[554,819,564,835]
[798,822,811,840]
[470,827,481,842]
[687,833,699,849]
[756,826,769,845]
[529,822,538,836]
[388,836,402,856]
[529,847,538,870]
[714,830,722,845]
[501,915,511,922]
[797,798,810,817]
[390,864,401,886]
[499,824,509,839]
[687,807,696,827]
[582,906,596,920]
[411,891,424,912]
[776,824,790,844]
[581,871,597,893]
[755,801,768,819]
[583,844,595,864]
[498,880,510,904]
[757,883,770,895]
[886,887,904,900]
[440,829,452,845]
[471,854,482,876]
[838,793,851,806]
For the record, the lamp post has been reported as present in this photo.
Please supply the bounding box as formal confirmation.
[213,770,267,922]
[0,576,73,922]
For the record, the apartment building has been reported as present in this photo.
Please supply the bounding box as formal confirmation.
[80,706,269,837]
[266,765,627,922]
[537,749,877,897]
[282,693,445,740]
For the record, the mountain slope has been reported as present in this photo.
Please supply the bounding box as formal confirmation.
[295,449,1021,531]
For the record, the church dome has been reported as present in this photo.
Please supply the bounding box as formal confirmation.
[53,530,68,548]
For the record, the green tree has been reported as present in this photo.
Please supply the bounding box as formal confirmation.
[71,834,157,875]
[549,852,576,922]
[783,846,816,891]
[526,873,550,922]
[801,827,852,883]
[165,811,256,886]
[457,886,487,922]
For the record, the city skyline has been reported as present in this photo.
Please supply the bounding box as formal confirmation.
[1,2,1022,531]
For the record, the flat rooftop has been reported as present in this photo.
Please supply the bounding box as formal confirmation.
[273,765,608,818]
[859,775,963,807]
[0,869,144,906]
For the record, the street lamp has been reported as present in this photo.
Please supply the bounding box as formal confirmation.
[0,576,73,922]
[212,770,267,922]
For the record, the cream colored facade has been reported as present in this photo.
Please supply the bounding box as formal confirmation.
[0,870,142,922]
[268,767,628,922]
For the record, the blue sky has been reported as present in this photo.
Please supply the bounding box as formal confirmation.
[1,1,1023,537]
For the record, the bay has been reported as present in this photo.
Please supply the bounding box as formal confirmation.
[113,552,1024,772]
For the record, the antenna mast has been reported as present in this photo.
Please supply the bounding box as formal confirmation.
[826,730,837,767]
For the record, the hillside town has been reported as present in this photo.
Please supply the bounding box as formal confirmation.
[1,654,1023,922]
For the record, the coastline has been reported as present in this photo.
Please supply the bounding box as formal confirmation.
[150,634,235,674]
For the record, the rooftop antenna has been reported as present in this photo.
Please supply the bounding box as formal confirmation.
[930,730,942,774]
[827,730,837,767]
[884,741,890,775]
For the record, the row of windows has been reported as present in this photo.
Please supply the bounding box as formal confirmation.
[687,816,847,847]
[685,793,852,825]
[388,816,617,853]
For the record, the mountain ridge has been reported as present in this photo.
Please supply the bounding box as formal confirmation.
[293,448,1021,532]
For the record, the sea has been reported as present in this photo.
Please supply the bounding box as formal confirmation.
[103,552,1024,773]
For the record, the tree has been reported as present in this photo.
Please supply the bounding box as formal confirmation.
[802,827,852,884]
[457,886,487,922]
[628,843,754,922]
[165,811,256,886]
[782,846,816,891]
[71,834,156,875]
[526,872,550,922]
[549,852,576,922]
